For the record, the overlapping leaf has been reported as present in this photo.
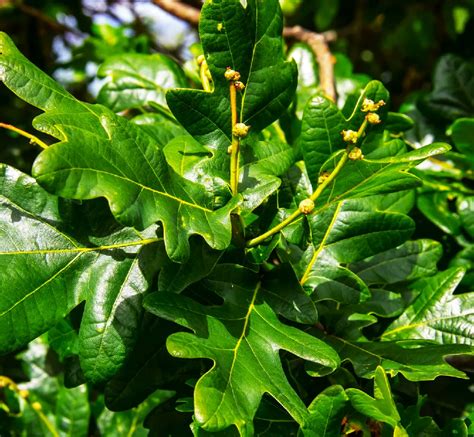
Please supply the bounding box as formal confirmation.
[2,339,90,436]
[325,336,472,381]
[350,239,442,285]
[450,117,474,164]
[420,54,474,122]
[103,317,196,412]
[167,0,297,150]
[382,268,474,345]
[0,31,237,262]
[97,53,187,112]
[0,165,163,384]
[314,142,450,208]
[98,389,174,436]
[346,367,406,434]
[164,135,296,214]
[300,385,349,437]
[300,80,389,188]
[144,264,338,435]
[294,199,415,302]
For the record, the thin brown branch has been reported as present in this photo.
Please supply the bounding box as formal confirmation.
[152,0,336,101]
[283,26,336,102]
[153,0,200,26]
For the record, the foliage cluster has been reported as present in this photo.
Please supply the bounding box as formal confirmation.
[0,0,473,436]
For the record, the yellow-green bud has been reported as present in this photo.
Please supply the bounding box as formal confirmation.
[318,171,331,185]
[348,147,364,161]
[299,198,315,214]
[361,98,386,112]
[366,112,381,124]
[341,129,358,144]
[19,389,29,399]
[197,54,206,66]
[224,67,241,81]
[31,402,42,411]
[233,123,250,138]
[234,81,245,91]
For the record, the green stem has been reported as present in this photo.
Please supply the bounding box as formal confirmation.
[200,61,211,92]
[229,83,240,195]
[230,137,240,195]
[246,152,348,247]
[357,117,368,138]
[34,407,60,437]
[300,201,343,285]
[0,122,48,149]
[1,376,59,435]
[246,208,302,248]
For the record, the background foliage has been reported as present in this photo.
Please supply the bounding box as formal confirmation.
[0,0,473,436]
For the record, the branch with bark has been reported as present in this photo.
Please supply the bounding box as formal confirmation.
[152,0,336,101]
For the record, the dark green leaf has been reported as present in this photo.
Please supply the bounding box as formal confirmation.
[0,32,238,263]
[298,199,415,299]
[417,192,462,237]
[56,385,90,437]
[98,53,187,112]
[98,390,174,437]
[325,336,472,381]
[346,367,405,432]
[382,268,474,345]
[308,201,415,265]
[385,112,415,133]
[144,272,339,434]
[300,95,345,187]
[420,55,474,122]
[167,0,297,149]
[159,237,222,294]
[350,239,442,285]
[0,165,162,384]
[104,319,192,412]
[300,385,348,437]
[318,142,449,205]
[450,117,474,163]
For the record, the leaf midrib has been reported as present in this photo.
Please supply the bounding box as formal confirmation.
[382,306,474,339]
[206,282,260,423]
[37,168,213,212]
[0,238,160,256]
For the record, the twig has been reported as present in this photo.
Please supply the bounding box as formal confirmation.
[0,123,49,150]
[153,0,200,25]
[283,26,336,102]
[152,0,336,101]
[246,151,348,248]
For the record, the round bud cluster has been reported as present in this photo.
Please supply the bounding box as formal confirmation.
[348,147,364,161]
[31,402,42,411]
[318,171,331,185]
[361,98,386,113]
[233,123,250,138]
[197,55,206,66]
[366,112,381,124]
[341,130,358,144]
[225,67,241,81]
[299,198,315,215]
[234,81,245,91]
